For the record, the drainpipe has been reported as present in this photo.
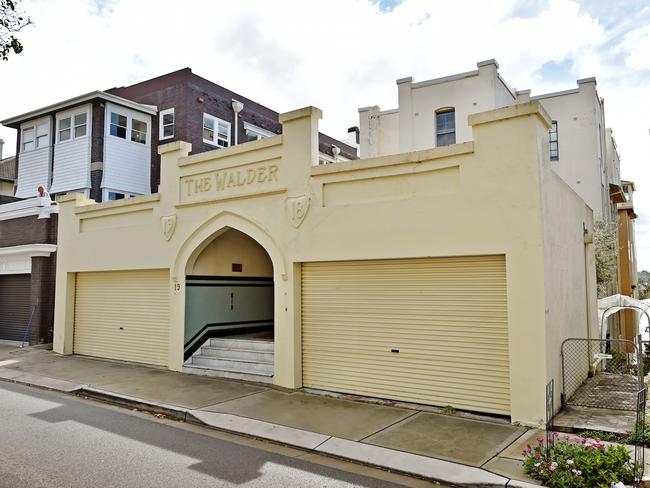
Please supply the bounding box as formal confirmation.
[0,138,4,159]
[232,100,244,146]
[584,222,594,343]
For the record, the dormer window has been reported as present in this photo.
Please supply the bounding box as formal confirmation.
[435,108,456,147]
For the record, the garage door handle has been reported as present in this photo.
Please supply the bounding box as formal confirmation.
[119,327,124,330]
[391,349,399,353]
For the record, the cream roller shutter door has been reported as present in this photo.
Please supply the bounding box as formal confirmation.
[301,255,510,415]
[74,270,170,366]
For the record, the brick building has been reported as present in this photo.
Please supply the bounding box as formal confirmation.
[0,69,356,344]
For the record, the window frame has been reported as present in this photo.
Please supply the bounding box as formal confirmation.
[549,120,559,161]
[102,188,138,201]
[243,121,275,142]
[54,105,92,145]
[57,109,89,144]
[203,113,231,148]
[106,105,151,147]
[20,117,50,153]
[435,107,456,147]
[130,118,148,145]
[109,111,128,140]
[159,108,175,140]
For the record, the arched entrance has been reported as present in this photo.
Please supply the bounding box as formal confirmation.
[183,228,274,382]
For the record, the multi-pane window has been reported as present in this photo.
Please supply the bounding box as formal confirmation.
[36,123,49,147]
[22,121,49,152]
[203,113,230,148]
[59,112,87,142]
[131,119,147,144]
[74,113,87,138]
[160,108,174,140]
[59,118,71,141]
[435,108,456,146]
[110,112,128,139]
[550,121,559,161]
[22,127,35,151]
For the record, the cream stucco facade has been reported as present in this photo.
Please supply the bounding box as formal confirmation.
[53,102,596,426]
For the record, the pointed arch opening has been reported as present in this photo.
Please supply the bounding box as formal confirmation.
[183,227,274,381]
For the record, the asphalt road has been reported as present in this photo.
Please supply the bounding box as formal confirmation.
[0,382,437,488]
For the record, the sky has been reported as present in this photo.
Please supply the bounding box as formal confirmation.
[1,0,649,266]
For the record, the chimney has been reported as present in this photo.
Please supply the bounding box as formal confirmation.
[347,126,360,146]
[0,139,4,160]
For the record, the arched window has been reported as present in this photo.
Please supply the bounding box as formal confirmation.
[435,108,456,147]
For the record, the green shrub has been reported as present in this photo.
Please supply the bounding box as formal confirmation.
[604,351,629,374]
[579,417,650,448]
[523,434,635,487]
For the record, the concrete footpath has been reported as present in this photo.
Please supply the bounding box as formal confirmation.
[0,344,543,487]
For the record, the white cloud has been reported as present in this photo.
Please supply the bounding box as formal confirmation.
[2,0,649,268]
[623,24,650,71]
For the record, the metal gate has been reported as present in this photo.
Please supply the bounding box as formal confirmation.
[561,338,643,411]
[560,338,646,483]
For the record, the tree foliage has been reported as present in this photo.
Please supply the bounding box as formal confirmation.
[593,219,619,298]
[637,270,650,300]
[1,0,31,61]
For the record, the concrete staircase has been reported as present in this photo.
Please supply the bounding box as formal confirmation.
[184,337,274,384]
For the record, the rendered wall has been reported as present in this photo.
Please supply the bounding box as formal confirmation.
[534,81,607,219]
[360,61,514,158]
[53,102,594,426]
[539,156,596,407]
[189,229,273,277]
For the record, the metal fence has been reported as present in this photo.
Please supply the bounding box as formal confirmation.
[561,338,642,410]
[634,388,647,484]
[545,379,554,458]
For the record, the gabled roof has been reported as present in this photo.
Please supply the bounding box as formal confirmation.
[1,91,157,128]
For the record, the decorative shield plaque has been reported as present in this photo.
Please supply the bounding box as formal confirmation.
[161,214,177,241]
[286,194,310,228]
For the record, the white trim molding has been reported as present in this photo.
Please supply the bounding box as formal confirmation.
[0,244,57,275]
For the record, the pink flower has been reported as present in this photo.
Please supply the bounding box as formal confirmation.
[535,453,542,459]
[536,436,544,444]
[572,469,582,476]
[552,432,559,437]
[566,459,574,465]
[549,462,558,471]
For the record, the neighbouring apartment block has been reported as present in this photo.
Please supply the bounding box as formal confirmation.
[0,69,356,345]
[359,59,637,342]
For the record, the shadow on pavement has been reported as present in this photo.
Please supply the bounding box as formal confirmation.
[5,382,404,487]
